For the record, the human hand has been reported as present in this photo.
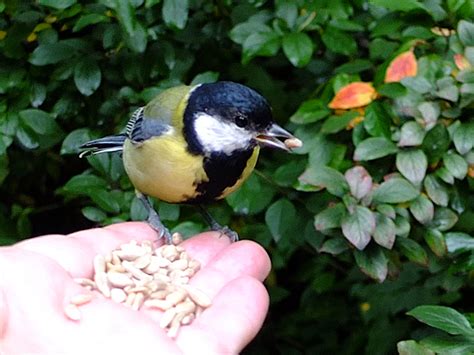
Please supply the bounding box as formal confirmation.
[0,222,271,355]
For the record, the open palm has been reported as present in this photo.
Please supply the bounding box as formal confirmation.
[0,222,271,354]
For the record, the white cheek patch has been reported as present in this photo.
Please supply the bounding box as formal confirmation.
[194,113,253,155]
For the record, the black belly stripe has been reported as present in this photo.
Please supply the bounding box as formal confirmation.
[186,149,253,204]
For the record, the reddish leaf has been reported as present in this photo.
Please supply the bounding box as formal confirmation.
[454,53,471,70]
[384,51,417,83]
[329,82,377,109]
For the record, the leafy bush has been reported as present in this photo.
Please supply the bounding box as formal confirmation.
[1,0,473,353]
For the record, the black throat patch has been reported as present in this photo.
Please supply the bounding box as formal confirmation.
[186,149,254,204]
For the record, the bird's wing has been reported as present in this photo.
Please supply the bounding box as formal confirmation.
[126,85,192,143]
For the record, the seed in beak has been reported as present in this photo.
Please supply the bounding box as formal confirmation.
[284,137,303,149]
[255,123,302,151]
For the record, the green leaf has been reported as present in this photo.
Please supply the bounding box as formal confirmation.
[407,305,474,336]
[335,59,372,74]
[274,160,305,187]
[276,0,298,28]
[61,128,93,155]
[436,167,455,185]
[318,238,349,255]
[354,246,388,282]
[162,0,189,30]
[30,42,76,66]
[420,334,474,355]
[395,215,411,237]
[364,102,391,138]
[242,31,281,64]
[130,196,147,221]
[265,199,296,242]
[458,20,474,46]
[445,232,474,253]
[344,166,373,200]
[282,32,314,67]
[402,77,434,94]
[321,27,357,56]
[298,165,349,197]
[453,123,474,154]
[422,124,451,163]
[314,203,346,231]
[397,340,435,355]
[443,151,468,180]
[398,121,425,147]
[396,150,427,185]
[369,0,424,11]
[397,238,429,266]
[38,0,76,9]
[230,23,272,45]
[19,109,58,136]
[172,221,203,238]
[418,102,440,129]
[424,229,447,257]
[74,59,101,96]
[410,195,434,225]
[354,137,398,161]
[158,202,180,221]
[378,82,407,98]
[290,99,330,124]
[424,175,449,207]
[190,71,219,85]
[62,174,108,196]
[430,207,458,231]
[90,190,120,213]
[123,23,147,53]
[341,206,375,250]
[373,213,396,249]
[73,14,110,32]
[226,174,276,215]
[372,178,420,204]
[30,83,46,108]
[82,206,107,222]
[321,112,358,134]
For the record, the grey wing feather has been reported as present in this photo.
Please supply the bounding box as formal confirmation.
[127,106,171,143]
[79,106,170,158]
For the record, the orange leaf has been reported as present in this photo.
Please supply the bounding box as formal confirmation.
[329,82,377,109]
[384,51,417,83]
[454,54,471,70]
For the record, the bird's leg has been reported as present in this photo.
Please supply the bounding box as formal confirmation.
[136,191,172,244]
[198,205,239,242]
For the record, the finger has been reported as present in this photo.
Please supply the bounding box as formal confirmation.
[177,276,269,354]
[180,232,232,267]
[189,240,271,299]
[0,248,178,355]
[15,222,158,277]
[0,287,7,339]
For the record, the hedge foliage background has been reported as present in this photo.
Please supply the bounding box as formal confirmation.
[1,0,474,353]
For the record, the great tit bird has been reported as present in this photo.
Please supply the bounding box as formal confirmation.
[80,81,301,243]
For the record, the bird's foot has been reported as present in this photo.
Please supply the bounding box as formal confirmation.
[211,225,239,242]
[147,215,173,244]
[145,206,172,244]
[136,192,173,244]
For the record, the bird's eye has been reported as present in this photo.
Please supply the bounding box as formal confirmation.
[234,114,248,128]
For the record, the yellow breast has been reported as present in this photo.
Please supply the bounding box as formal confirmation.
[123,135,207,203]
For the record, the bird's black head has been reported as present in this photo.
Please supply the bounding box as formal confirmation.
[188,81,272,129]
[184,81,296,155]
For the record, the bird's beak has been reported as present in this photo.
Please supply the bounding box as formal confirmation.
[255,123,302,151]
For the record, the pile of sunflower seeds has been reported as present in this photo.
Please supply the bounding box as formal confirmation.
[69,233,211,337]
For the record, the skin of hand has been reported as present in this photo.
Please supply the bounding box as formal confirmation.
[0,222,271,355]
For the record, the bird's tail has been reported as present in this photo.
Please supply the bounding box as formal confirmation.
[79,134,127,158]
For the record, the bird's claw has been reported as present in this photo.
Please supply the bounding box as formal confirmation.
[213,225,239,242]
